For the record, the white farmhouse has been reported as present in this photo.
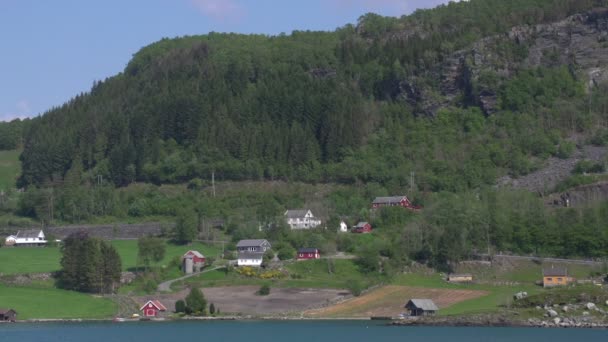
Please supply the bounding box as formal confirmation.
[237,252,264,267]
[4,229,47,247]
[284,209,322,230]
[339,220,348,233]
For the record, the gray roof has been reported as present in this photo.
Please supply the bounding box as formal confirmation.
[15,229,43,238]
[354,222,369,228]
[285,209,310,219]
[372,196,408,204]
[0,308,16,314]
[543,267,568,276]
[238,252,264,260]
[236,239,270,248]
[406,299,439,311]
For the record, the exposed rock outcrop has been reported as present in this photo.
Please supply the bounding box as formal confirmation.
[399,8,608,116]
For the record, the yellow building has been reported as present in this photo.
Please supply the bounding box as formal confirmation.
[447,273,473,283]
[542,267,573,287]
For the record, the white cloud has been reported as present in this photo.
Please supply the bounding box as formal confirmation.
[190,0,245,22]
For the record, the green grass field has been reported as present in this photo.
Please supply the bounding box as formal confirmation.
[0,240,221,274]
[0,284,117,319]
[0,149,20,190]
[177,259,382,290]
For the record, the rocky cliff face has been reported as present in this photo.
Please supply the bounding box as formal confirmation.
[400,8,608,116]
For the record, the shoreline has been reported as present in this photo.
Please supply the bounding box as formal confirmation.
[7,315,607,329]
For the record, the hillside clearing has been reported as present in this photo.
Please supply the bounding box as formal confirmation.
[0,149,20,190]
[139,285,349,316]
[0,240,220,274]
[304,285,488,318]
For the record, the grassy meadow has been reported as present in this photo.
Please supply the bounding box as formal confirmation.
[0,283,117,319]
[0,240,221,274]
[0,149,20,190]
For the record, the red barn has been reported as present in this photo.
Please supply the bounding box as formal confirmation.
[140,300,167,317]
[183,250,206,264]
[372,196,421,210]
[297,248,320,260]
[352,222,372,233]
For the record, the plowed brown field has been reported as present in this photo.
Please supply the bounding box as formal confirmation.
[304,285,488,317]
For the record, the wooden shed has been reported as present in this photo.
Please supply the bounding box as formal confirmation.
[448,273,473,283]
[139,300,167,317]
[404,299,439,316]
[542,267,573,288]
[0,308,17,322]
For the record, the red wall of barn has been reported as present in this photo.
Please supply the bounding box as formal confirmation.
[185,252,205,264]
[297,252,319,259]
[144,304,158,317]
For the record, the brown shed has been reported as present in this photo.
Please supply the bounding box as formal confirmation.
[0,308,17,322]
[404,299,439,316]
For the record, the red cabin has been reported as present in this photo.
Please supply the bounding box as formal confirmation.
[139,300,167,317]
[372,196,421,210]
[297,248,320,260]
[352,222,372,233]
[183,250,206,264]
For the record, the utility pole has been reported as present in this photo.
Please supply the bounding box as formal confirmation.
[410,171,415,191]
[212,171,216,198]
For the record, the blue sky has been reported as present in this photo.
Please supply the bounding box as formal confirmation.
[0,0,453,122]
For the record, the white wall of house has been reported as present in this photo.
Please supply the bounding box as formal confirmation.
[238,258,263,267]
[4,231,47,246]
[286,210,322,229]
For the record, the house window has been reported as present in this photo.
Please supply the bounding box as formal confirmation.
[546,277,553,281]
[557,278,563,281]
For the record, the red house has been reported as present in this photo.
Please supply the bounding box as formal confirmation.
[297,248,320,260]
[140,300,167,317]
[352,222,372,233]
[372,196,421,210]
[183,250,206,264]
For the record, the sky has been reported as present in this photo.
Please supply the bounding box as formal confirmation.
[0,0,454,122]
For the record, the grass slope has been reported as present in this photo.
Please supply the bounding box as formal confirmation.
[0,240,220,274]
[0,149,20,190]
[0,284,117,319]
[177,259,376,290]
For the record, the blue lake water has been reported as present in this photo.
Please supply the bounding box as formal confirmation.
[1,320,607,342]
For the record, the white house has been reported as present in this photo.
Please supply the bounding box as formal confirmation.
[284,209,322,230]
[339,220,348,233]
[4,229,47,246]
[237,252,264,267]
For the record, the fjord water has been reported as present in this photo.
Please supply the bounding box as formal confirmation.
[1,320,607,341]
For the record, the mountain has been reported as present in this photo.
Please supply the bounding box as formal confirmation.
[16,0,608,193]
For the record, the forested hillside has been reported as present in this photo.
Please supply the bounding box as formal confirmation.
[2,0,608,265]
[14,0,607,189]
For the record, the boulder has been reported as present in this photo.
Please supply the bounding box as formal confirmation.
[553,317,561,325]
[514,291,528,300]
[583,311,590,316]
[585,302,596,310]
[562,305,569,312]
[547,309,558,317]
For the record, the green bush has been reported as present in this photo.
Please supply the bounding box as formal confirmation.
[175,299,186,313]
[572,160,605,174]
[257,284,270,296]
[347,279,363,296]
